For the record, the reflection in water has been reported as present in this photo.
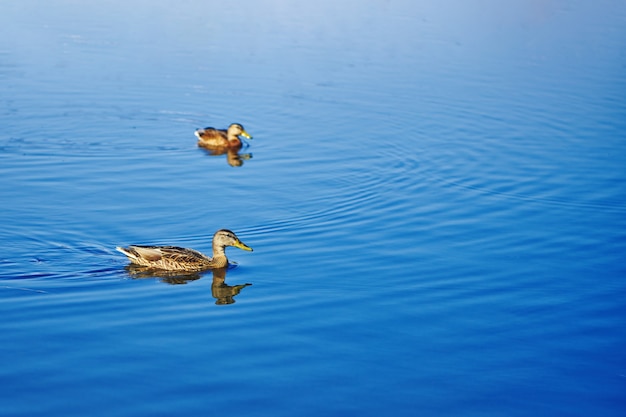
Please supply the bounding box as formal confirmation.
[210,266,252,305]
[125,265,252,305]
[125,264,202,284]
[199,146,253,167]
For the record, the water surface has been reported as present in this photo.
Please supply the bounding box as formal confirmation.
[1,1,625,416]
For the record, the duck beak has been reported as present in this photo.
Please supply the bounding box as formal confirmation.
[240,130,252,139]
[233,240,253,252]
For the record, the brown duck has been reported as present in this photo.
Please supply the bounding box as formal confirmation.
[195,123,252,151]
[116,229,253,271]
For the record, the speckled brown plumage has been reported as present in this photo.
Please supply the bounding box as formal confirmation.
[116,229,252,271]
[195,123,252,150]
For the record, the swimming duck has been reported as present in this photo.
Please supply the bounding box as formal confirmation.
[195,123,252,150]
[116,229,253,271]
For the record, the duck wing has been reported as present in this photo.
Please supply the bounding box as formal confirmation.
[117,245,211,266]
[195,127,226,139]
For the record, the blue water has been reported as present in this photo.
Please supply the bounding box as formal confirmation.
[1,1,625,416]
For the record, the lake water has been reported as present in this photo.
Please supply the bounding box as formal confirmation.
[1,1,625,416]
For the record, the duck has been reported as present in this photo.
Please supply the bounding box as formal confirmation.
[116,229,253,272]
[195,123,252,150]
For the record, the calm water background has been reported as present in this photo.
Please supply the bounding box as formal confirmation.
[1,1,625,416]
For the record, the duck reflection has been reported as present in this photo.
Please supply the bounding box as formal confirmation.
[125,265,252,305]
[125,264,202,284]
[195,123,254,167]
[210,266,252,305]
[199,147,252,167]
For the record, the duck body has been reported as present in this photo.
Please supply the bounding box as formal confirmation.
[117,245,216,271]
[195,123,252,150]
[116,229,252,272]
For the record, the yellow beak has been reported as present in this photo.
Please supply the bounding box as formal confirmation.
[233,240,253,252]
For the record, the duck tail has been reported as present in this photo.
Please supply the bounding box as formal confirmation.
[116,246,137,261]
